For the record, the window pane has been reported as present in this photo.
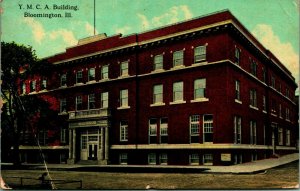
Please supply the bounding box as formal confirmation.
[154,55,163,70]
[194,46,206,62]
[173,51,183,66]
[173,82,183,101]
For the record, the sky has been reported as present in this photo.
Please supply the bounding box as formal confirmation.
[1,0,299,91]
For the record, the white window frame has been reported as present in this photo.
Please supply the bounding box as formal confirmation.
[60,98,67,113]
[286,129,290,146]
[250,89,257,107]
[30,80,36,92]
[21,82,26,94]
[235,47,240,65]
[234,116,242,144]
[120,61,129,76]
[61,74,67,87]
[76,70,83,84]
[75,96,82,111]
[278,127,283,145]
[88,68,95,81]
[60,129,66,143]
[250,120,256,145]
[190,115,200,143]
[41,78,47,90]
[120,121,128,142]
[263,95,266,111]
[120,89,129,107]
[203,114,213,143]
[160,118,168,144]
[119,153,128,165]
[173,50,184,67]
[153,84,163,104]
[148,153,156,165]
[101,65,109,79]
[203,154,213,165]
[88,94,95,110]
[235,80,240,101]
[194,45,206,63]
[194,79,206,100]
[101,92,109,108]
[159,153,168,165]
[190,153,200,165]
[149,118,157,144]
[154,54,163,71]
[173,81,183,102]
[286,108,290,120]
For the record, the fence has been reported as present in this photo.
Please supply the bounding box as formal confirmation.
[4,176,82,189]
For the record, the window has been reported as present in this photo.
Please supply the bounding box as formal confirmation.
[173,81,183,102]
[119,153,128,164]
[153,84,163,104]
[235,47,240,65]
[190,115,200,143]
[190,153,199,165]
[250,120,256,145]
[120,121,128,141]
[120,89,128,107]
[61,74,67,86]
[271,75,275,88]
[148,153,156,165]
[262,95,266,111]
[154,55,163,70]
[76,96,83,110]
[81,136,87,149]
[279,83,282,93]
[88,94,95,109]
[286,108,290,120]
[30,80,36,92]
[60,129,66,143]
[203,154,213,165]
[286,88,290,98]
[203,115,213,143]
[234,154,243,164]
[76,71,83,84]
[271,99,277,114]
[173,50,184,67]
[38,128,48,145]
[279,104,282,118]
[60,98,67,113]
[159,153,168,165]
[194,79,206,99]
[101,65,109,79]
[278,127,283,145]
[262,68,266,83]
[286,129,290,146]
[149,118,157,144]
[160,118,168,144]
[234,116,242,144]
[21,82,26,94]
[235,80,240,101]
[101,92,109,108]
[88,68,95,81]
[250,58,257,76]
[250,89,257,107]
[120,61,128,76]
[194,45,206,63]
[41,78,47,90]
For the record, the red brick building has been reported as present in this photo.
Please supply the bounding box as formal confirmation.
[18,10,298,165]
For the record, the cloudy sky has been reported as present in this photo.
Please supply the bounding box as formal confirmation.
[1,0,299,90]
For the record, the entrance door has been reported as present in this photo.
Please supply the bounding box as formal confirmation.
[88,143,98,160]
[80,131,100,161]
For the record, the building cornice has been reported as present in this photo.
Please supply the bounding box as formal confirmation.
[110,143,297,150]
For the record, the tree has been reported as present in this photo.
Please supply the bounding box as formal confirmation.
[1,41,56,165]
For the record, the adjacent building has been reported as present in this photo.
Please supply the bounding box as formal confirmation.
[18,10,298,166]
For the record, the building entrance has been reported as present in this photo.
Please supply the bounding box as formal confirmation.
[80,129,100,160]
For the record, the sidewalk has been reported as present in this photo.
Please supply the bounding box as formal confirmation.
[2,153,298,174]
